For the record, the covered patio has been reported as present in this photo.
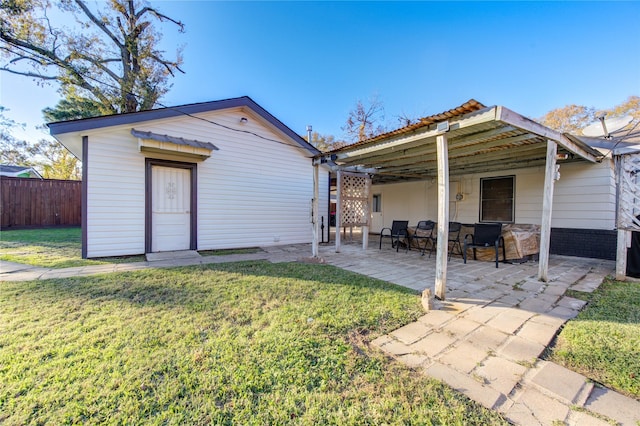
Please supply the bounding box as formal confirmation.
[311,100,605,300]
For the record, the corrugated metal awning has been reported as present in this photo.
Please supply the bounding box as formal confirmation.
[322,101,604,184]
[132,129,219,160]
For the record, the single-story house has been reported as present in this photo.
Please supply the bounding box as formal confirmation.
[0,165,43,179]
[317,100,638,292]
[48,96,330,259]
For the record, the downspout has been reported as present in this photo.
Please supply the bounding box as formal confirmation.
[309,125,319,258]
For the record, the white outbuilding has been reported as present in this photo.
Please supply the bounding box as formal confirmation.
[49,96,329,259]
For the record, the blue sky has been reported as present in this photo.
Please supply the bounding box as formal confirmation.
[1,1,639,143]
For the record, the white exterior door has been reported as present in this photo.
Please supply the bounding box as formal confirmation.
[151,166,191,252]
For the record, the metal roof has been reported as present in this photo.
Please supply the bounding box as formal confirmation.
[0,165,43,178]
[131,129,219,151]
[324,101,604,184]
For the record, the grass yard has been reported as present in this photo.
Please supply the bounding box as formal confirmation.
[0,261,507,425]
[0,227,146,268]
[551,278,640,399]
[0,227,259,268]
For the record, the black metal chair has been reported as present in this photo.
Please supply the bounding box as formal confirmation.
[411,220,436,255]
[379,220,409,252]
[463,223,506,268]
[429,222,463,260]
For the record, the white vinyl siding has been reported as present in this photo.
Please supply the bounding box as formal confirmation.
[371,159,616,231]
[85,129,146,257]
[549,160,616,229]
[77,108,328,257]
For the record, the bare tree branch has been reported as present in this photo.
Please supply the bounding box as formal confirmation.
[1,0,184,114]
[136,6,185,32]
[73,0,124,50]
[0,67,58,80]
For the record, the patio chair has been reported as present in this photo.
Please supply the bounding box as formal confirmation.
[428,221,462,260]
[379,220,409,252]
[410,220,436,255]
[463,223,506,268]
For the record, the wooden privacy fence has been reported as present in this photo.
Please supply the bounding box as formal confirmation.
[1,177,82,229]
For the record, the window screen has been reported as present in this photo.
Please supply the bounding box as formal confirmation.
[480,176,514,222]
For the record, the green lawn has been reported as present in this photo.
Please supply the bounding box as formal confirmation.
[0,262,507,425]
[551,278,640,399]
[0,227,259,268]
[0,227,146,268]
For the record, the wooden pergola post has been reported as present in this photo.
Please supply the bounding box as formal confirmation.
[435,134,449,300]
[538,139,557,282]
[615,155,628,280]
[335,170,342,253]
[616,229,629,280]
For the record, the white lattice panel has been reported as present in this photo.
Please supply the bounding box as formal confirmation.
[618,153,640,230]
[339,172,371,227]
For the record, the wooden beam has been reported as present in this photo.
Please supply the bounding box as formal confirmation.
[335,170,342,253]
[375,171,431,179]
[378,143,547,176]
[435,134,449,300]
[326,164,378,174]
[337,125,519,166]
[452,158,547,175]
[498,106,599,163]
[538,140,557,282]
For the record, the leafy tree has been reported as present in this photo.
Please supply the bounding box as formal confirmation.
[538,96,639,134]
[342,94,387,142]
[538,105,596,134]
[0,0,185,114]
[303,131,346,152]
[1,107,80,179]
[606,95,640,122]
[31,137,80,179]
[0,106,32,165]
[42,88,105,122]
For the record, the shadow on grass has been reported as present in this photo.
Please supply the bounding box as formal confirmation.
[3,260,420,312]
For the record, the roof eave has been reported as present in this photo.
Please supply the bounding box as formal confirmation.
[47,96,320,157]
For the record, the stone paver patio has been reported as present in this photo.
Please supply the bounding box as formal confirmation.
[311,239,639,426]
[2,238,639,425]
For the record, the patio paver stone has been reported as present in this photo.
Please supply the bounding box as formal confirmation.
[475,356,528,396]
[530,361,593,405]
[584,385,640,426]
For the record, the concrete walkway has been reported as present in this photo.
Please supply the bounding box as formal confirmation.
[2,242,639,425]
[0,250,271,281]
